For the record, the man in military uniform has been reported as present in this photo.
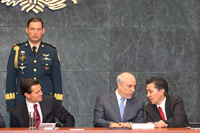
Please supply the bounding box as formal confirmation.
[6,17,63,111]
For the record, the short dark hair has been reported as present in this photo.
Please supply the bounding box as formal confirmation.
[146,77,168,96]
[20,78,40,96]
[27,17,43,28]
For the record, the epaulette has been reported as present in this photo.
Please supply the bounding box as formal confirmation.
[45,42,57,49]
[11,42,24,48]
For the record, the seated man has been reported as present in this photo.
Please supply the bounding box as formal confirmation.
[93,72,145,128]
[145,77,189,128]
[10,78,75,127]
[0,113,5,127]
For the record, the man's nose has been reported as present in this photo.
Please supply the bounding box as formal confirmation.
[34,29,37,34]
[147,92,150,97]
[131,87,135,92]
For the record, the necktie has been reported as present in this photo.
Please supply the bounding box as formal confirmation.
[32,46,37,55]
[119,98,125,121]
[158,106,165,120]
[33,104,41,128]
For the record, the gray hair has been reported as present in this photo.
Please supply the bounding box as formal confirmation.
[116,74,123,85]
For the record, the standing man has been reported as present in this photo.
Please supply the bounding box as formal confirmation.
[6,17,62,111]
[93,72,145,128]
[145,77,189,128]
[10,78,74,127]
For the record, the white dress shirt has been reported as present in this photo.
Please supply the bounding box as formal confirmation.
[26,99,43,123]
[157,97,167,120]
[115,89,127,107]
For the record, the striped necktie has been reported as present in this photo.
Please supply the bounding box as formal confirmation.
[33,104,41,128]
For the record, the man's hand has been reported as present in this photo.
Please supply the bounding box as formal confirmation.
[154,120,168,128]
[118,122,131,128]
[109,122,120,128]
[109,122,131,128]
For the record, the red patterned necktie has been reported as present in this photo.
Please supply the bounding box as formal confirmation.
[33,104,41,128]
[158,106,165,120]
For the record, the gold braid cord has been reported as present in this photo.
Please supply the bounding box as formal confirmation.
[1,0,77,14]
[14,46,19,69]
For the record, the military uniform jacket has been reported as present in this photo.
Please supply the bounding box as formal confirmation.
[6,41,63,110]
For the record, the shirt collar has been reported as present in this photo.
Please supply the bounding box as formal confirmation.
[26,98,40,110]
[115,89,123,101]
[28,40,41,52]
[157,97,166,109]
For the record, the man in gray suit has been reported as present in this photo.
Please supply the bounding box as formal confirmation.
[93,72,145,127]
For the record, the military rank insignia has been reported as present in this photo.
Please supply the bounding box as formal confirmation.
[42,54,51,60]
[19,51,26,61]
[45,67,49,70]
[19,66,26,74]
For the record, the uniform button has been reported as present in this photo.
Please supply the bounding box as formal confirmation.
[34,77,37,80]
[21,63,23,65]
[46,64,48,66]
[34,60,37,63]
[34,69,37,72]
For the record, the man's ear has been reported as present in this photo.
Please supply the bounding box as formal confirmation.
[117,82,121,89]
[42,28,45,35]
[24,92,30,98]
[25,27,28,34]
[159,89,165,95]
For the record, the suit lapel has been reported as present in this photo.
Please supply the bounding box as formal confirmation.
[22,102,29,127]
[35,42,44,59]
[123,97,134,121]
[39,97,46,123]
[25,42,35,58]
[151,105,162,121]
[109,92,121,121]
[165,96,170,119]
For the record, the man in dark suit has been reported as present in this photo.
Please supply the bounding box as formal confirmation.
[10,78,75,127]
[145,77,189,128]
[6,17,62,111]
[93,72,145,128]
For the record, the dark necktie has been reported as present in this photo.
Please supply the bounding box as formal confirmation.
[32,46,37,55]
[158,106,165,120]
[33,104,41,128]
[119,98,125,121]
